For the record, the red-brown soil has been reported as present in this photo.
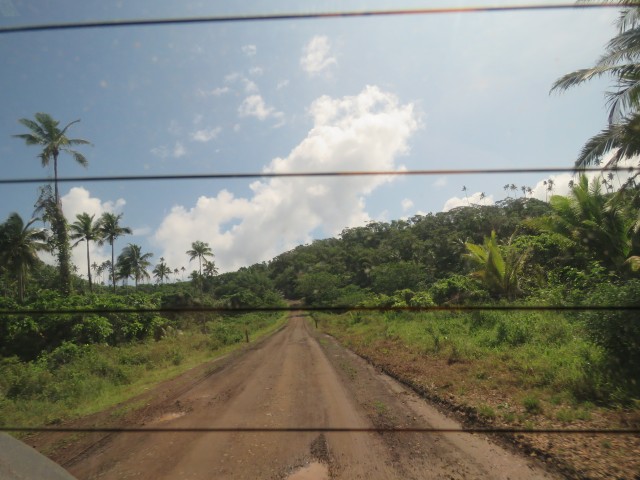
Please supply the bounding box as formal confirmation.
[30,313,559,479]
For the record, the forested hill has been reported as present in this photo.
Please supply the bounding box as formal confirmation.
[264,197,557,305]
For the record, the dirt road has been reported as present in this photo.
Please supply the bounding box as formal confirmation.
[65,314,557,479]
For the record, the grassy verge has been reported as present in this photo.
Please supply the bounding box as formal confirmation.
[0,312,287,430]
[314,310,640,479]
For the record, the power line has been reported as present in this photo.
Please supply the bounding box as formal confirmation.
[2,426,638,434]
[0,305,637,316]
[0,166,636,186]
[0,3,629,35]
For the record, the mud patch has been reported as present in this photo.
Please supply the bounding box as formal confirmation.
[285,462,329,480]
[154,411,186,423]
[310,434,330,464]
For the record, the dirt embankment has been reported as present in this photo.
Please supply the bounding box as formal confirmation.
[32,313,557,479]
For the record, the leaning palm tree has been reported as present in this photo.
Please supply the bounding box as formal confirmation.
[551,2,640,169]
[117,244,152,288]
[13,113,91,205]
[0,213,48,302]
[98,212,132,290]
[69,212,102,292]
[186,240,214,276]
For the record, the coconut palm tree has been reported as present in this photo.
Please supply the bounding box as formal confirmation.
[69,213,102,292]
[533,174,632,270]
[117,244,152,288]
[153,257,172,284]
[13,113,91,205]
[203,259,219,277]
[98,212,132,290]
[186,241,214,276]
[551,3,640,169]
[0,213,48,302]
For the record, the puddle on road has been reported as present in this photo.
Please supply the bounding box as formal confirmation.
[285,462,329,480]
[154,411,186,423]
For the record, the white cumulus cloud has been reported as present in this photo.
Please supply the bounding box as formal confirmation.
[442,192,494,211]
[153,85,418,272]
[191,127,222,143]
[198,86,230,97]
[401,198,414,211]
[151,141,187,159]
[300,35,337,75]
[241,44,257,57]
[57,187,128,280]
[238,95,282,121]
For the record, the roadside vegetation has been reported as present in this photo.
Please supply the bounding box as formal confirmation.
[2,4,640,476]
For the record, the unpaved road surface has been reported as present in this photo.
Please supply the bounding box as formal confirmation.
[64,314,557,479]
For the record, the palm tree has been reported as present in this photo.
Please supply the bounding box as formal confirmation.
[203,259,219,277]
[547,178,555,197]
[13,113,91,205]
[551,3,640,169]
[100,260,112,285]
[186,241,214,276]
[0,213,48,302]
[117,244,152,288]
[69,213,102,292]
[98,212,132,290]
[533,174,632,270]
[173,267,180,280]
[464,230,528,300]
[503,184,511,199]
[153,257,172,284]
[462,186,469,206]
[181,266,186,280]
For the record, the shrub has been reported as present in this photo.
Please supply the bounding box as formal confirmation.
[580,280,640,398]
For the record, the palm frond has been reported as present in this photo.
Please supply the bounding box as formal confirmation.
[66,149,89,167]
[16,117,47,139]
[550,65,635,93]
[617,5,640,32]
[598,29,640,65]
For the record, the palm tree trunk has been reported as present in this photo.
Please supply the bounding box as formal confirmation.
[18,268,24,303]
[86,240,93,292]
[111,240,116,291]
[53,152,60,206]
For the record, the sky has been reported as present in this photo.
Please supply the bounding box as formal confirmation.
[0,0,624,279]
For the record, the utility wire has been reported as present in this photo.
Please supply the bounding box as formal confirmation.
[0,3,630,35]
[0,305,638,316]
[2,426,639,434]
[0,166,637,186]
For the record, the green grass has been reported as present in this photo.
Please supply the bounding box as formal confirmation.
[316,308,619,418]
[0,312,287,430]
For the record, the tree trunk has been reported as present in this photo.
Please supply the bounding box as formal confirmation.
[52,204,72,296]
[53,153,60,206]
[111,241,116,291]
[86,240,92,292]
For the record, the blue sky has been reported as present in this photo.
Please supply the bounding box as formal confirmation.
[0,1,621,277]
